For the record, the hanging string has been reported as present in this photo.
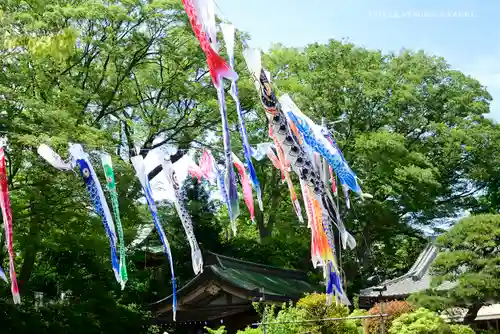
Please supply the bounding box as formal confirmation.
[212,0,228,22]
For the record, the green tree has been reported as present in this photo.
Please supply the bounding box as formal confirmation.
[261,40,500,292]
[0,0,254,331]
[410,214,500,323]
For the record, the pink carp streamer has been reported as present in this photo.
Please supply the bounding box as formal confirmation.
[329,166,337,196]
[190,151,255,233]
[188,163,204,183]
[265,146,285,182]
[270,132,303,223]
[0,144,21,304]
[192,151,235,228]
[199,150,215,181]
[232,153,255,223]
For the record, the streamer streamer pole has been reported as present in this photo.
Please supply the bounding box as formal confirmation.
[217,86,240,222]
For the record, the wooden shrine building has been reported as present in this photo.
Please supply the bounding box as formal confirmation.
[150,252,322,334]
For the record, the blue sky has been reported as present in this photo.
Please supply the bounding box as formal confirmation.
[216,0,500,120]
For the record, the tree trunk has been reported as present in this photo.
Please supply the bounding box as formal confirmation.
[19,199,41,295]
[256,168,282,242]
[463,303,483,325]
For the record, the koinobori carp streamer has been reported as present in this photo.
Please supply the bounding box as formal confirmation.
[131,155,177,321]
[181,0,240,224]
[0,140,21,304]
[101,153,128,289]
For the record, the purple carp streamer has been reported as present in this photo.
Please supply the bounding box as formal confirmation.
[216,87,240,223]
[161,158,203,275]
[221,23,263,212]
[131,155,177,321]
[202,150,235,225]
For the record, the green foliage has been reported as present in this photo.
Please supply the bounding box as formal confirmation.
[239,294,358,334]
[389,308,475,334]
[296,293,358,334]
[410,214,500,320]
[1,0,500,331]
[476,330,500,334]
[205,325,227,334]
[450,324,475,334]
[237,327,262,334]
[349,308,368,326]
[365,300,414,334]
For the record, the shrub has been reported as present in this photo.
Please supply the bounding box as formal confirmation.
[205,325,227,334]
[388,308,475,334]
[450,324,475,334]
[349,308,369,334]
[237,293,359,334]
[364,300,414,334]
[296,293,358,334]
[236,327,261,334]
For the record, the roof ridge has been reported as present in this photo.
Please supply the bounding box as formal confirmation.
[360,242,437,293]
[206,251,308,275]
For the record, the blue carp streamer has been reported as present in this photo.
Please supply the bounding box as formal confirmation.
[0,265,7,283]
[221,23,263,211]
[131,156,177,321]
[75,158,121,284]
[280,95,361,194]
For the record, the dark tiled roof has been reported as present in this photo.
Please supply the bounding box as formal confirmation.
[209,253,321,298]
[360,243,454,298]
[151,251,322,309]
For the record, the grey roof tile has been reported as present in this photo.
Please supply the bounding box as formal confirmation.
[360,243,453,297]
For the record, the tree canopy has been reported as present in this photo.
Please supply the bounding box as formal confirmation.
[261,40,500,292]
[0,0,499,333]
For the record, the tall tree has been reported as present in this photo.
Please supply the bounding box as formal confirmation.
[0,0,255,331]
[260,40,500,291]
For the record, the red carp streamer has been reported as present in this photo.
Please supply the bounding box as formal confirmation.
[0,145,21,304]
[181,0,237,87]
